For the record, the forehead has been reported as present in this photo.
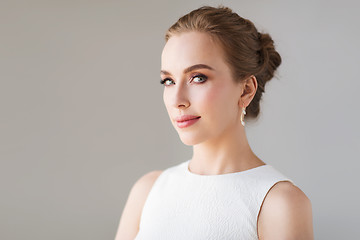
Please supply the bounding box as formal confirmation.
[161,31,227,72]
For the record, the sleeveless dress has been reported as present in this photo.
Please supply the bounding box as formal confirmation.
[134,159,294,240]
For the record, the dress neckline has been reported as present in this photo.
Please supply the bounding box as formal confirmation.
[184,159,269,177]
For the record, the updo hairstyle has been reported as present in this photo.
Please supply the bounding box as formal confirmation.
[165,5,282,120]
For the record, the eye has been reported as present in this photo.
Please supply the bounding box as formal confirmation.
[160,78,174,86]
[192,74,208,83]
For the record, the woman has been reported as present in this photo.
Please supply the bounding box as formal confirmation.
[116,5,313,240]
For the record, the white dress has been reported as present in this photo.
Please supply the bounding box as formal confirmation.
[134,159,294,240]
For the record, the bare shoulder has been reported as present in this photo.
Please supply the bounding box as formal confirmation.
[133,170,164,194]
[114,170,163,240]
[258,181,314,240]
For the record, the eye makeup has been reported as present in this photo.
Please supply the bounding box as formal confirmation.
[160,73,208,86]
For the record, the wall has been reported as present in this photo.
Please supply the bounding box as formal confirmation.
[1,0,359,239]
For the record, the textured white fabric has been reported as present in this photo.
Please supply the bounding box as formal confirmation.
[134,159,294,240]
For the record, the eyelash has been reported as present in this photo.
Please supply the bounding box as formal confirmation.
[160,74,208,86]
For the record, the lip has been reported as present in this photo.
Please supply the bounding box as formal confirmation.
[175,115,201,122]
[175,115,201,128]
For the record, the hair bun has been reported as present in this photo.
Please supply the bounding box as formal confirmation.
[165,5,282,120]
[256,32,282,85]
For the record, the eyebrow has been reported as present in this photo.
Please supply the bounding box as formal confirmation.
[160,64,215,75]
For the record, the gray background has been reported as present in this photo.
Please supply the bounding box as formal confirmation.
[1,0,359,239]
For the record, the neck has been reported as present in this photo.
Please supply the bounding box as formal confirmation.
[190,121,264,175]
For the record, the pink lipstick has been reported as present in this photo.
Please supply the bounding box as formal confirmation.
[175,115,201,128]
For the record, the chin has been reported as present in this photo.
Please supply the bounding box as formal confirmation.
[178,132,206,146]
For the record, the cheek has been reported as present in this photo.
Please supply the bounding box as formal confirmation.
[162,91,171,118]
[163,89,177,120]
[162,90,166,105]
[196,84,237,119]
[195,85,225,113]
[163,90,170,109]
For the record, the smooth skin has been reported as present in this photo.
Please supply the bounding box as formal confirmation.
[115,31,313,239]
[114,170,163,240]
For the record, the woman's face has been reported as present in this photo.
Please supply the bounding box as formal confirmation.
[161,31,243,146]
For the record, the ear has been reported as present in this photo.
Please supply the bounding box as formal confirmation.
[238,75,257,108]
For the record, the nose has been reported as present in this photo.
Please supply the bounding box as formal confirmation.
[169,83,190,110]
